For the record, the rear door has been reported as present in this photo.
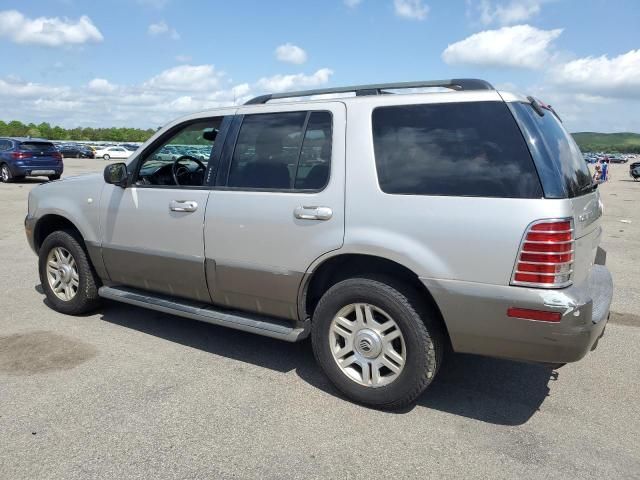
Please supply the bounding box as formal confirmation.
[204,102,346,320]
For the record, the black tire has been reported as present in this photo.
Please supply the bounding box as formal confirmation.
[103,154,110,161]
[48,175,61,181]
[311,277,444,410]
[1,163,13,183]
[38,230,101,315]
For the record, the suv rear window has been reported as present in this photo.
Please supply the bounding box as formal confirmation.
[19,142,56,152]
[509,103,593,198]
[372,102,543,198]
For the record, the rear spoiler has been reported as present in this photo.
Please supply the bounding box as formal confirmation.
[527,96,563,122]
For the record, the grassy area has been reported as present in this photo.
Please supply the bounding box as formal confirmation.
[572,132,640,153]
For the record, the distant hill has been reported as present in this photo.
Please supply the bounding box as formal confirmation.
[572,132,640,153]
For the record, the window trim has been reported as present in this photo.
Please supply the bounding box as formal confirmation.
[128,115,228,190]
[218,109,333,194]
[370,101,544,199]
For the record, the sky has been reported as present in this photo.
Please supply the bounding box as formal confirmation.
[0,0,638,132]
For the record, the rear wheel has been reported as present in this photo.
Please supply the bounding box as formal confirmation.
[1,163,12,183]
[48,174,61,181]
[312,277,444,409]
[38,230,101,315]
[103,154,110,161]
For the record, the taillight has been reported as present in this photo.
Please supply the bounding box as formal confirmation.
[511,219,574,288]
[11,152,30,160]
[52,151,63,161]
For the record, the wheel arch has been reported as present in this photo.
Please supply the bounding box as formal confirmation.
[33,214,86,254]
[299,253,451,344]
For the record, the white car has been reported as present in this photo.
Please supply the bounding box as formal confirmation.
[96,146,133,161]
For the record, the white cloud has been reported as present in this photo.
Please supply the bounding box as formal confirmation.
[275,43,308,65]
[87,78,117,94]
[442,24,562,69]
[394,0,429,20]
[0,65,334,128]
[144,64,223,91]
[344,0,363,7]
[147,20,179,40]
[472,0,543,26]
[256,68,334,93]
[0,10,103,47]
[0,77,69,98]
[550,49,640,99]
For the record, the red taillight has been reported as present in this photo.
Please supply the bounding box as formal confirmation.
[507,307,562,322]
[52,151,63,161]
[511,219,574,288]
[11,152,29,160]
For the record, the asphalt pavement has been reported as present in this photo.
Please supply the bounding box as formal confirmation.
[1,159,639,479]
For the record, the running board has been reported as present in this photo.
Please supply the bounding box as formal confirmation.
[98,286,309,342]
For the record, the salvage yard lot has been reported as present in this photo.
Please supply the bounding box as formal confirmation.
[1,159,639,479]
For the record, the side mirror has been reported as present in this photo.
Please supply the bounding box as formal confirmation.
[104,163,128,187]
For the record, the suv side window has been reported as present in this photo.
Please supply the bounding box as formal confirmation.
[372,102,543,198]
[227,111,332,191]
[135,117,222,187]
[0,140,9,151]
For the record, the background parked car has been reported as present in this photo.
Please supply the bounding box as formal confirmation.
[95,146,134,161]
[58,144,95,159]
[0,137,63,182]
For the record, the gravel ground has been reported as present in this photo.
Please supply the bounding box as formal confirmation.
[1,159,639,479]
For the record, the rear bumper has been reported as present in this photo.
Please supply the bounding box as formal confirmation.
[11,163,63,177]
[423,264,612,364]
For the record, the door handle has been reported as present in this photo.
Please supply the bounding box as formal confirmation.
[294,206,333,221]
[170,200,198,212]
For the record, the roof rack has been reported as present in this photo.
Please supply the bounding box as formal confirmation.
[244,78,494,105]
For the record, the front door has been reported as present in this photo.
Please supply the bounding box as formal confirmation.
[100,113,232,302]
[205,102,346,319]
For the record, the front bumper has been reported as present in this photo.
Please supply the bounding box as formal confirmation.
[25,214,37,254]
[423,264,613,364]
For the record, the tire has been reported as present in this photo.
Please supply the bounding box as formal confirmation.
[48,175,61,181]
[311,277,444,409]
[103,154,110,161]
[1,163,13,183]
[38,230,101,315]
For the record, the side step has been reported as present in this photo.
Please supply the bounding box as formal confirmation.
[98,286,310,342]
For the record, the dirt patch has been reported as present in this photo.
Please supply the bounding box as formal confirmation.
[609,311,640,327]
[0,331,97,375]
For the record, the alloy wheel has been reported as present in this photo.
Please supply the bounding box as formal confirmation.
[46,246,79,301]
[329,303,406,388]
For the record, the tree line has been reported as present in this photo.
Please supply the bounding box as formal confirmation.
[0,120,158,143]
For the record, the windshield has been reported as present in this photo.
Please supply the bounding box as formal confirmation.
[510,102,593,198]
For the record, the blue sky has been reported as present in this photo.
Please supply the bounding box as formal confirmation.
[0,0,638,131]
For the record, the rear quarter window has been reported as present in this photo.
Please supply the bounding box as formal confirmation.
[372,102,543,198]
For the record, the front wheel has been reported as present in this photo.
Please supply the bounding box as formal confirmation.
[38,230,101,315]
[312,277,444,409]
[103,154,110,161]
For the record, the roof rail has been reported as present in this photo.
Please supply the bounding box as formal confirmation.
[244,78,494,105]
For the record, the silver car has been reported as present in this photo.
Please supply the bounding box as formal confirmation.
[25,79,612,409]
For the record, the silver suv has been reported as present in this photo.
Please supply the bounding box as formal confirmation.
[25,79,612,409]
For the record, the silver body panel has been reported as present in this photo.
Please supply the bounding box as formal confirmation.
[26,89,611,364]
[205,101,346,320]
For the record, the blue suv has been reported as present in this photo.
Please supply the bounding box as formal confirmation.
[0,137,64,183]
